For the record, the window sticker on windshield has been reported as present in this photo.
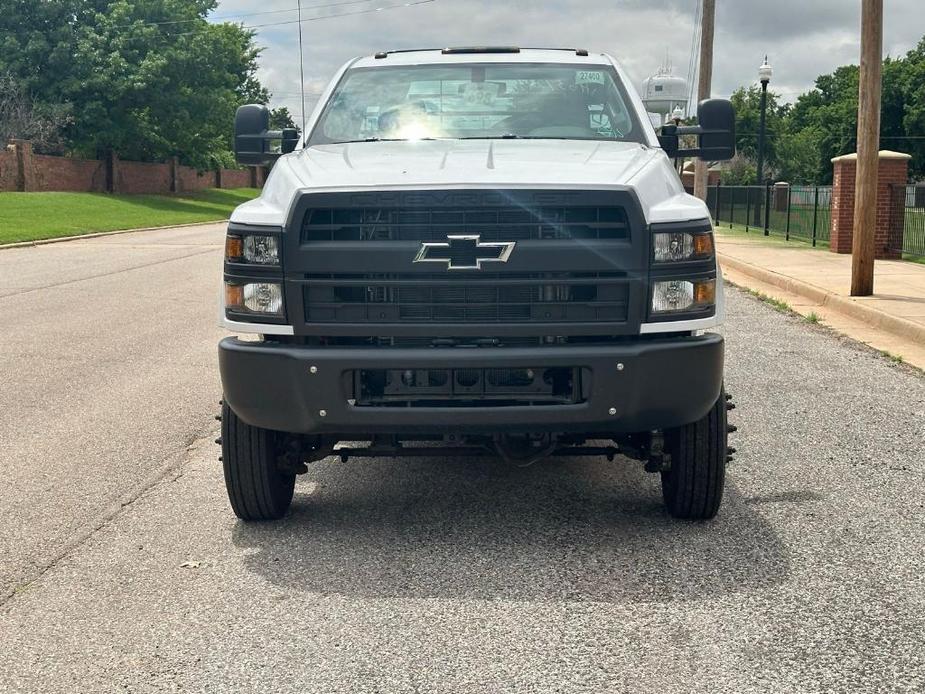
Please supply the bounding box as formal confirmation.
[576,71,605,85]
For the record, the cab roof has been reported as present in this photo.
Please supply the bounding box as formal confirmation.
[352,47,613,68]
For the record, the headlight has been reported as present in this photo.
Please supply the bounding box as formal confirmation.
[651,279,715,314]
[652,231,714,263]
[225,282,284,316]
[225,233,280,265]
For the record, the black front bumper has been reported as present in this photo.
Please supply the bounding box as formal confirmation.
[219,334,724,436]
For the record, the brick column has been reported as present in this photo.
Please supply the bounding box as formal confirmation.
[773,182,789,212]
[877,155,909,259]
[12,140,35,192]
[829,150,911,258]
[105,150,120,193]
[169,156,180,193]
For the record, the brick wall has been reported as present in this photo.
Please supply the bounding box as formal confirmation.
[0,141,263,194]
[221,169,252,188]
[829,150,911,259]
[830,157,856,253]
[0,149,17,191]
[116,158,172,194]
[177,166,218,192]
[878,159,908,258]
[32,153,107,192]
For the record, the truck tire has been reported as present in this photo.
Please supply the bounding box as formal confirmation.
[660,387,727,520]
[221,402,295,521]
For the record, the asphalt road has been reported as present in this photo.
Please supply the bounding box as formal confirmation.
[2,224,925,693]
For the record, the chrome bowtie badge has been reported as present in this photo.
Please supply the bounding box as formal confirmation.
[413,235,516,270]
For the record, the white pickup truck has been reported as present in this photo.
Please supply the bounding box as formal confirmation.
[218,47,736,522]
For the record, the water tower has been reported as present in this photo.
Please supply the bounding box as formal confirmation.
[642,58,689,118]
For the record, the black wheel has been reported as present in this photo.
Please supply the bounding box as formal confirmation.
[221,401,295,521]
[661,387,728,520]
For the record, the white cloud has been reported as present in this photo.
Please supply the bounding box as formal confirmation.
[213,0,924,116]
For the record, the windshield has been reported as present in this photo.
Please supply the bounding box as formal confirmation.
[308,62,644,145]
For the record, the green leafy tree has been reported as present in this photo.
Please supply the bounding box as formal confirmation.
[269,107,300,134]
[726,37,925,184]
[0,0,270,169]
[728,85,789,178]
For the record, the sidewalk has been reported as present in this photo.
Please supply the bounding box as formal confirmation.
[716,231,925,370]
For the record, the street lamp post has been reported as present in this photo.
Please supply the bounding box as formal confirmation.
[754,57,773,227]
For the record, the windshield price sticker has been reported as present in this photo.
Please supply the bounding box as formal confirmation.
[576,71,605,85]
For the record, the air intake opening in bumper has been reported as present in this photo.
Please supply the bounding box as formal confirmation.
[353,366,586,407]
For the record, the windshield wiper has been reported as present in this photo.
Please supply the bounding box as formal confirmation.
[337,137,396,143]
[336,137,445,144]
[457,134,528,140]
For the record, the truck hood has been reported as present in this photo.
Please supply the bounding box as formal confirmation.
[234,138,704,227]
[287,139,657,189]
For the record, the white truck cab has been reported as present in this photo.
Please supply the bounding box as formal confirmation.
[218,47,737,522]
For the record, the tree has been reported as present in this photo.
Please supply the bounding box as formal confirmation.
[269,107,300,134]
[0,72,71,153]
[725,36,925,184]
[728,85,788,177]
[0,0,270,169]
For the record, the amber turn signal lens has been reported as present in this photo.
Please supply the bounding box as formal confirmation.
[225,235,243,261]
[224,283,244,309]
[694,280,716,304]
[693,233,714,257]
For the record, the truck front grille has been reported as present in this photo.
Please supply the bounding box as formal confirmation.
[302,273,629,324]
[284,189,647,337]
[301,206,629,242]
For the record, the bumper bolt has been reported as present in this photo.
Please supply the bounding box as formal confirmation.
[319,409,327,417]
[309,366,318,374]
[616,363,625,371]
[608,407,617,416]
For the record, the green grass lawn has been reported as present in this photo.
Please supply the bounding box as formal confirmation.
[715,222,829,250]
[0,188,260,244]
[715,221,925,265]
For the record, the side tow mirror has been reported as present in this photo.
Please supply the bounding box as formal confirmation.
[234,105,300,166]
[696,98,735,161]
[658,98,736,162]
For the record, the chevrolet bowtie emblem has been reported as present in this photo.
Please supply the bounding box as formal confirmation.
[413,235,516,270]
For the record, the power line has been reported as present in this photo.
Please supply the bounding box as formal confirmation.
[173,0,435,36]
[110,0,379,29]
[239,0,435,31]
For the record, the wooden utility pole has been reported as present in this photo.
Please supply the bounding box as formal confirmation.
[850,0,883,296]
[693,0,716,201]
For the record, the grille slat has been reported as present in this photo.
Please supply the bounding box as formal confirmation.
[304,273,629,325]
[302,205,630,242]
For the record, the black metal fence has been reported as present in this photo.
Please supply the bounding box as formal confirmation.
[890,184,925,259]
[706,182,925,260]
[706,184,833,246]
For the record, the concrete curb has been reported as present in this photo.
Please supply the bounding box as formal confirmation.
[719,252,925,345]
[0,220,227,251]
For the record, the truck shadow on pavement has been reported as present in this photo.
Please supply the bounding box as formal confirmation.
[231,455,788,604]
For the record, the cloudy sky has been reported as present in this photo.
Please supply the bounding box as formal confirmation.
[212,0,924,123]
